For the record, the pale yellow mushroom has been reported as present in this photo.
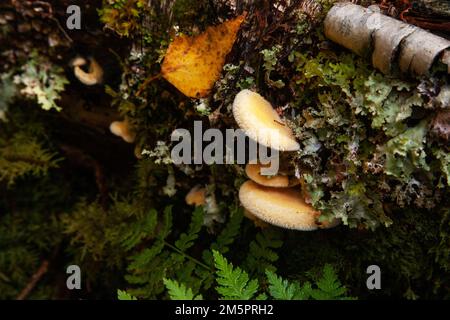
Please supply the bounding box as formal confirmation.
[243,209,270,229]
[245,163,300,188]
[239,180,320,230]
[109,120,136,144]
[185,186,206,206]
[71,57,103,86]
[232,89,300,151]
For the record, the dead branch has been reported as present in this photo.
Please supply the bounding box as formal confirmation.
[16,260,49,300]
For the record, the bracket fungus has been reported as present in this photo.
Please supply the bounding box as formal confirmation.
[245,163,299,188]
[109,120,136,144]
[71,57,104,86]
[232,89,300,151]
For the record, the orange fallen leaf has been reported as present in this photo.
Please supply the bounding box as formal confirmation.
[161,14,246,98]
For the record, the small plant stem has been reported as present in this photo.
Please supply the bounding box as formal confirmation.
[137,73,162,96]
[163,241,212,271]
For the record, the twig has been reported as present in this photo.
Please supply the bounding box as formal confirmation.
[136,73,162,97]
[51,17,74,44]
[16,260,49,300]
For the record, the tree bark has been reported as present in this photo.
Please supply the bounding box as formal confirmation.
[324,3,450,76]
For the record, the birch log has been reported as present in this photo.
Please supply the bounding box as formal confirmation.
[324,3,450,76]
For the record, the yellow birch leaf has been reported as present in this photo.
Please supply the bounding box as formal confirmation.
[161,14,246,98]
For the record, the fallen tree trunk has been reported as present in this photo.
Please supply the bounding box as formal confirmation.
[324,2,450,76]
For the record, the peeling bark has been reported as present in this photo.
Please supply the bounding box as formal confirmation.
[324,3,450,76]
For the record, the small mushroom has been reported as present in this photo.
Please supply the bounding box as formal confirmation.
[71,57,103,86]
[109,120,136,143]
[245,163,300,188]
[239,180,320,230]
[185,186,206,206]
[232,89,300,151]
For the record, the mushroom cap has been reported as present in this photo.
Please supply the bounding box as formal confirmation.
[238,180,320,230]
[245,163,299,187]
[110,120,135,143]
[232,89,300,151]
[72,57,103,86]
[185,186,206,206]
[70,57,87,67]
[244,209,270,228]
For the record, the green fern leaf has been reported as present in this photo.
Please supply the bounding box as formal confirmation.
[163,278,203,300]
[256,293,268,300]
[117,289,137,300]
[310,264,352,300]
[245,229,283,276]
[210,206,243,254]
[121,208,158,251]
[175,206,204,251]
[0,133,60,186]
[213,250,259,300]
[266,270,311,300]
[295,282,313,300]
[127,241,165,271]
[266,270,297,300]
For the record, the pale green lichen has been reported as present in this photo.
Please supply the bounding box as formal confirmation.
[13,52,68,112]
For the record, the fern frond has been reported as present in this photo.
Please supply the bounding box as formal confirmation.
[117,289,137,300]
[213,250,259,300]
[121,208,158,251]
[163,278,203,300]
[0,133,60,186]
[310,264,354,300]
[265,270,311,300]
[127,241,165,271]
[175,206,204,251]
[245,229,283,276]
[210,206,243,255]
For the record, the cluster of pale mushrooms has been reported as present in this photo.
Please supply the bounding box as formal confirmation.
[233,90,339,231]
[186,89,339,231]
[70,58,338,231]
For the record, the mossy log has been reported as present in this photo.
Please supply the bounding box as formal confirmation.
[324,3,450,76]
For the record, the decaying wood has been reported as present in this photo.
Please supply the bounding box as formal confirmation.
[398,27,450,75]
[324,3,450,76]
